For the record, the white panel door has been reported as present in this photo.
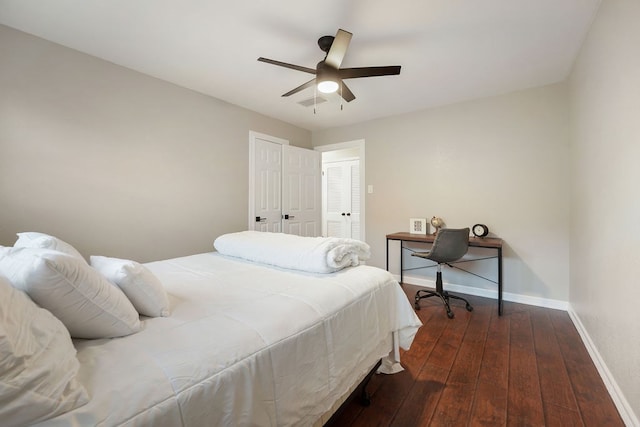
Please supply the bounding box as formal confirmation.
[282,145,321,237]
[253,138,282,232]
[322,159,360,239]
[249,132,321,236]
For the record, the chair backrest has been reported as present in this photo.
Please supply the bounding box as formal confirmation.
[427,228,470,263]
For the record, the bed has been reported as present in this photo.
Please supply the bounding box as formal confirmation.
[0,231,422,426]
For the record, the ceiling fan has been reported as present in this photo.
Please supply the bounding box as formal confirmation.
[258,29,401,102]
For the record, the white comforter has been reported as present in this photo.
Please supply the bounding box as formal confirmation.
[37,253,421,427]
[214,230,371,273]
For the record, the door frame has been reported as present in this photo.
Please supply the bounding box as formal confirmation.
[315,139,366,242]
[248,131,289,231]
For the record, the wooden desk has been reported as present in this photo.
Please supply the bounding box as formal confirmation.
[386,232,504,315]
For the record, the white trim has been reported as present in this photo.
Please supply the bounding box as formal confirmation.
[248,132,289,231]
[567,306,639,427]
[249,131,289,147]
[315,140,366,241]
[323,156,360,163]
[314,140,364,152]
[398,274,568,310]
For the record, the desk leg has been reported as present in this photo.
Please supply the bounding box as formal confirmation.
[386,238,389,271]
[498,247,503,316]
[400,241,404,284]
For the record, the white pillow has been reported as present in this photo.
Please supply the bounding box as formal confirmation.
[0,247,141,339]
[0,275,89,426]
[14,232,85,262]
[91,256,170,318]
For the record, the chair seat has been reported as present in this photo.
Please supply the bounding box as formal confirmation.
[411,251,431,259]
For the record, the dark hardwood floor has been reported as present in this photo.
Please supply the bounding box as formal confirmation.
[331,284,624,426]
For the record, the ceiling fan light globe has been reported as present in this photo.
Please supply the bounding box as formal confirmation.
[317,80,339,93]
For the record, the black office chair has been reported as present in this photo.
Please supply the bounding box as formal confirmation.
[412,227,473,318]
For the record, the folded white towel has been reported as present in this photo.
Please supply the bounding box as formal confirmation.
[213,231,371,273]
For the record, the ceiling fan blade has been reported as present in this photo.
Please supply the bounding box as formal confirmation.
[324,29,352,69]
[339,65,401,79]
[258,57,316,74]
[282,78,317,97]
[338,81,356,102]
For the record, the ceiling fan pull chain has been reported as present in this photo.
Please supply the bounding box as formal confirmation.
[314,86,317,114]
[340,82,344,111]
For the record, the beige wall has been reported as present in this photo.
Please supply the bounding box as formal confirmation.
[2,11,637,421]
[0,25,311,262]
[569,0,640,422]
[313,83,571,303]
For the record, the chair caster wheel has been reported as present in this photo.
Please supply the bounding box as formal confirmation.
[466,304,473,312]
[447,311,454,319]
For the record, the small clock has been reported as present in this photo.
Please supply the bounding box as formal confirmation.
[472,223,489,238]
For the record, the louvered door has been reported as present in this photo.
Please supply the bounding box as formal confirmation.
[322,159,360,239]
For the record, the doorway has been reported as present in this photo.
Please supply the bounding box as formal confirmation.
[315,140,365,241]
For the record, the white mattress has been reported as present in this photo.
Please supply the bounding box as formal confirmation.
[37,253,421,426]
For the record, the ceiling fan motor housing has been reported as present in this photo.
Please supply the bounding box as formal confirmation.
[316,61,338,78]
[317,35,335,53]
[316,61,340,93]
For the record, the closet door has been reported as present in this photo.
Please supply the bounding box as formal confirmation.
[249,132,321,236]
[252,138,283,232]
[282,145,321,237]
[323,159,360,239]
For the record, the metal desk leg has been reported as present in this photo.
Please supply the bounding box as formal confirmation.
[498,247,503,315]
[386,238,390,271]
[400,241,404,284]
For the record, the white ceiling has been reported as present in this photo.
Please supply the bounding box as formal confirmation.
[0,0,600,131]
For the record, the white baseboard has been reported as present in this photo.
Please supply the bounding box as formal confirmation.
[397,274,568,310]
[395,273,638,426]
[567,307,639,427]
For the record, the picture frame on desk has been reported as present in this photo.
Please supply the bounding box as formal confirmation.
[409,218,428,235]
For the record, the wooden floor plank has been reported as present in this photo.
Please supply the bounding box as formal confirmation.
[400,307,440,376]
[477,304,510,388]
[543,402,584,427]
[428,381,475,426]
[390,363,449,427]
[448,303,491,385]
[468,305,511,426]
[328,287,623,427]
[469,380,508,426]
[530,307,581,416]
[424,304,471,372]
[507,309,545,426]
[547,310,625,426]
